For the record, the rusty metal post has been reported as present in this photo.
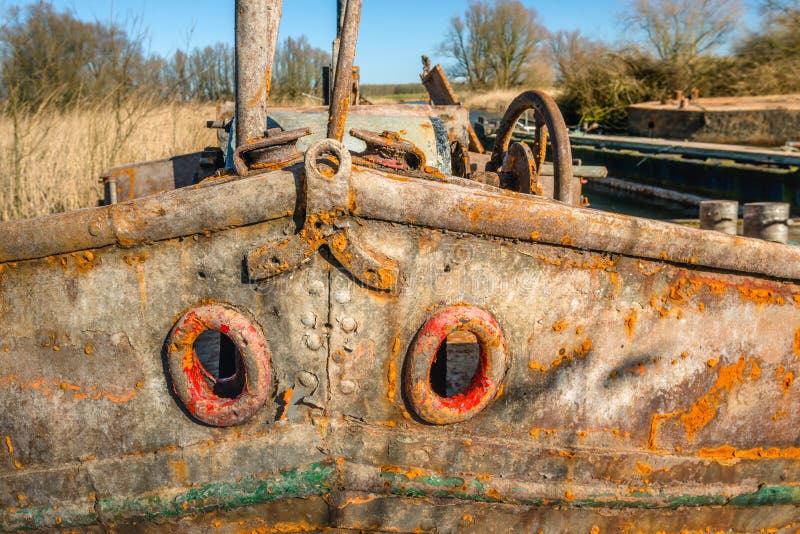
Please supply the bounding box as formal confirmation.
[743,202,789,243]
[235,0,282,148]
[329,0,346,105]
[327,0,361,141]
[699,200,738,235]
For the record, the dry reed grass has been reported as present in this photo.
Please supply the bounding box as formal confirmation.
[459,89,523,112]
[0,101,216,221]
[460,87,559,113]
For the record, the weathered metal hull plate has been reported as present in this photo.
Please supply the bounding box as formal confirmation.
[3,162,800,531]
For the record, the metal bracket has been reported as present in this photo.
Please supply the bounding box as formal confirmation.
[233,127,311,176]
[246,139,399,292]
[350,128,427,172]
[500,142,548,196]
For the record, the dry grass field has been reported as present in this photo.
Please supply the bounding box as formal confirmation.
[0,101,217,221]
[0,89,556,222]
[367,88,555,113]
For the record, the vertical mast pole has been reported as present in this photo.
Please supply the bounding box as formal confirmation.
[327,0,361,141]
[235,0,282,148]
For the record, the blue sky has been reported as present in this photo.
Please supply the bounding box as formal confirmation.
[10,1,759,83]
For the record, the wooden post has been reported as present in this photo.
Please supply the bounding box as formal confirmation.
[743,202,789,243]
[699,200,738,235]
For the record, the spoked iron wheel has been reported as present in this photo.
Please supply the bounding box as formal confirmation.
[486,90,577,205]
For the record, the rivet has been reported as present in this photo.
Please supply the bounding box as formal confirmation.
[340,317,357,333]
[339,380,357,394]
[308,280,325,296]
[306,334,322,351]
[334,289,351,304]
[296,371,318,389]
[332,350,346,364]
[300,311,317,328]
[88,215,106,237]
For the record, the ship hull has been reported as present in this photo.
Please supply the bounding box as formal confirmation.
[3,162,800,531]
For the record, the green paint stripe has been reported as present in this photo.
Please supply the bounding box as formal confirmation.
[2,462,335,531]
[378,471,800,510]
[98,461,335,522]
[5,464,800,531]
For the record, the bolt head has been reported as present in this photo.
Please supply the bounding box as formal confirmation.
[334,289,351,304]
[296,370,318,389]
[306,334,323,351]
[340,317,357,333]
[308,280,325,296]
[339,380,357,394]
[300,311,317,328]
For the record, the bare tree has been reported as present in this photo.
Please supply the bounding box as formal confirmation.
[272,36,329,101]
[441,0,547,89]
[0,1,154,108]
[623,0,742,63]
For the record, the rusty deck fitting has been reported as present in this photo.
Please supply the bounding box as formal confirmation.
[404,305,508,424]
[167,304,272,426]
[487,90,576,205]
[231,126,311,176]
[350,128,427,172]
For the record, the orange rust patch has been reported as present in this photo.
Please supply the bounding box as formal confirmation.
[680,356,748,441]
[624,311,637,338]
[649,357,760,449]
[738,286,785,306]
[529,360,545,372]
[699,445,800,463]
[1,375,138,404]
[669,278,689,302]
[530,428,556,439]
[552,320,568,332]
[635,461,652,476]
[794,329,800,357]
[564,489,575,501]
[575,339,592,357]
[749,360,761,380]
[337,495,378,508]
[5,435,22,469]
[381,465,428,480]
[782,371,795,393]
[387,359,397,403]
[547,339,593,371]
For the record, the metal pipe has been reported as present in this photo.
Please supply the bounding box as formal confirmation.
[327,0,361,141]
[235,0,282,148]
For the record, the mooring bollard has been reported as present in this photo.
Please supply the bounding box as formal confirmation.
[699,200,738,235]
[743,202,790,243]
